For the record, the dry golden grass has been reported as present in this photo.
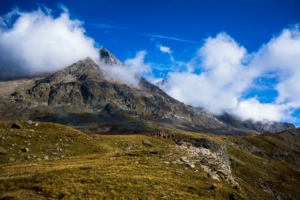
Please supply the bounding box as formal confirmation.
[0,122,300,199]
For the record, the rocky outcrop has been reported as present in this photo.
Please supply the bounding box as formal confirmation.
[99,48,122,66]
[174,138,239,188]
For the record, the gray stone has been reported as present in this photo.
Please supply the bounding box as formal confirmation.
[26,120,33,124]
[216,169,227,176]
[208,173,220,181]
[43,156,49,160]
[21,147,29,152]
[142,140,153,147]
[189,164,196,169]
[11,123,22,129]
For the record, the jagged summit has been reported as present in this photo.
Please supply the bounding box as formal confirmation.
[39,57,104,84]
[99,48,122,66]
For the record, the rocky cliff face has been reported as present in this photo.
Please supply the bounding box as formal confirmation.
[0,48,294,134]
[99,48,122,66]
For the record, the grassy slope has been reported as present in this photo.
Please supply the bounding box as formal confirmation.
[0,122,299,199]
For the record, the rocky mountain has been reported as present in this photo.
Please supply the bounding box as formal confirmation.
[0,48,294,134]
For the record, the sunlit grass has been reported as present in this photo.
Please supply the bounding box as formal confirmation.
[0,122,300,199]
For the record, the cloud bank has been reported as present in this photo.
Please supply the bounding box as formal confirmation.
[160,26,300,123]
[0,6,99,79]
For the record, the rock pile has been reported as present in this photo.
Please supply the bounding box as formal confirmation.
[174,139,239,189]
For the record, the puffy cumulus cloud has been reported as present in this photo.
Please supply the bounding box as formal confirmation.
[252,26,300,105]
[164,33,254,115]
[0,6,99,79]
[160,27,300,123]
[234,99,286,122]
[158,45,172,54]
[103,51,151,87]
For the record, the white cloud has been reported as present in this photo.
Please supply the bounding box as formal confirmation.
[163,33,254,115]
[252,26,300,104]
[158,45,172,54]
[102,51,151,87]
[160,27,300,123]
[0,6,99,79]
[234,98,286,122]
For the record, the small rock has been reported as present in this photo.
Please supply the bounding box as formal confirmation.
[43,156,49,160]
[164,161,170,164]
[21,147,29,152]
[9,158,15,162]
[37,158,41,161]
[180,157,188,161]
[211,184,217,189]
[233,184,240,190]
[126,146,132,151]
[216,169,227,176]
[11,123,22,129]
[208,173,220,181]
[35,123,39,126]
[26,120,33,124]
[188,164,196,169]
[142,141,153,147]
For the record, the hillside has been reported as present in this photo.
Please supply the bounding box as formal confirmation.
[1,121,300,199]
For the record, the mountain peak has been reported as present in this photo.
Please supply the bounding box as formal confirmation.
[99,48,122,66]
[40,57,103,84]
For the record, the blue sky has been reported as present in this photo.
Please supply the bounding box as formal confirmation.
[0,0,300,125]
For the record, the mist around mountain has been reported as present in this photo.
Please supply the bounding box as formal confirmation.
[0,48,294,135]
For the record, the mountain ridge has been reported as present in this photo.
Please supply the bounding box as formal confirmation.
[0,48,294,134]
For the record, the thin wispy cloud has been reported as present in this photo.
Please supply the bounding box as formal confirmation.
[141,33,201,44]
[88,23,121,29]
